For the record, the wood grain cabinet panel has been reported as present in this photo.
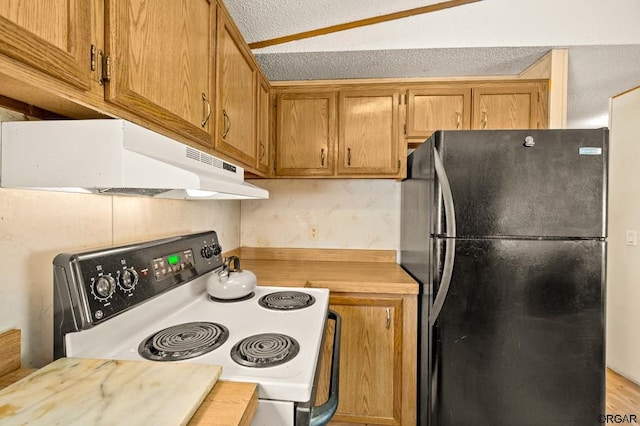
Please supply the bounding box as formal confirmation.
[316,294,417,426]
[338,90,401,176]
[275,92,337,176]
[215,7,257,166]
[104,0,214,147]
[256,74,271,175]
[0,0,91,91]
[406,87,471,138]
[472,82,546,130]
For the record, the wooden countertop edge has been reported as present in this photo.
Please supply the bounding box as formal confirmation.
[187,381,258,426]
[0,368,37,390]
[252,277,418,294]
[305,281,419,295]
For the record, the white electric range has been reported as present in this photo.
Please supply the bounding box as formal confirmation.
[53,231,340,426]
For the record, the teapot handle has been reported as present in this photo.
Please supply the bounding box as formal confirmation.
[225,256,241,273]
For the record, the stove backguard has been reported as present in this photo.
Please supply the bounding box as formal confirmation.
[53,231,224,359]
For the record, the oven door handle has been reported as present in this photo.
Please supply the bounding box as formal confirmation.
[309,309,341,426]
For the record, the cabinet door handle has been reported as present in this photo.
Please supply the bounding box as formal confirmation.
[386,308,391,329]
[222,109,231,138]
[481,111,488,129]
[347,147,351,166]
[259,142,265,160]
[320,148,325,167]
[201,93,211,128]
[456,112,461,129]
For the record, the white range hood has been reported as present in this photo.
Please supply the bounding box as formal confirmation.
[0,119,268,200]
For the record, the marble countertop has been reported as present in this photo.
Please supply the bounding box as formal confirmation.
[0,357,222,426]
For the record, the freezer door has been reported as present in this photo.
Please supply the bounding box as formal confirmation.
[429,238,605,426]
[435,129,608,238]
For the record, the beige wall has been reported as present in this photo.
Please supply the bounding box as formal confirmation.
[241,179,400,251]
[0,113,241,367]
[607,86,640,384]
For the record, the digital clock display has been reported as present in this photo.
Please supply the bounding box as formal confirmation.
[152,250,194,281]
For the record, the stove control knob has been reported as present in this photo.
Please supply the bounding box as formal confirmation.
[93,275,116,300]
[118,268,139,291]
[211,243,222,256]
[201,245,214,259]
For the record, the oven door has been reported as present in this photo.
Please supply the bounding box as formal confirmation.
[295,309,342,426]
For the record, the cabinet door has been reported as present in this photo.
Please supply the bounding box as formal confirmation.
[0,1,91,91]
[256,75,271,175]
[406,87,471,138]
[472,82,545,130]
[105,0,214,147]
[338,90,401,176]
[216,8,256,166]
[275,92,337,176]
[317,295,403,425]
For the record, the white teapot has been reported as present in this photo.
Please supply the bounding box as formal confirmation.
[206,256,257,300]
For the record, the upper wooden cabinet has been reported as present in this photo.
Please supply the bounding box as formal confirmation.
[256,74,271,175]
[338,90,402,176]
[472,81,548,130]
[215,6,257,166]
[274,89,404,178]
[406,87,471,138]
[0,1,92,91]
[104,0,214,147]
[275,92,337,176]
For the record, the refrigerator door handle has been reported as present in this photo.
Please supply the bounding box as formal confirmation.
[430,147,456,326]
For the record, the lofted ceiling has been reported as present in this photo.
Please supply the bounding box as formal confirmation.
[223,0,640,128]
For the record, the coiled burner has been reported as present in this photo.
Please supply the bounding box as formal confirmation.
[230,333,300,368]
[258,291,316,311]
[138,321,229,361]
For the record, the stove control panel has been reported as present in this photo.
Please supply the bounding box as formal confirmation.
[200,242,221,259]
[57,231,224,326]
[152,249,195,281]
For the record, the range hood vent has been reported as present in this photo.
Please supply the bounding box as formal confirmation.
[0,119,268,200]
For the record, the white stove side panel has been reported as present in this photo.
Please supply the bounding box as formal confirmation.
[252,400,294,426]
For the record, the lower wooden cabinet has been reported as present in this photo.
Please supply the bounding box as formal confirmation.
[315,293,417,425]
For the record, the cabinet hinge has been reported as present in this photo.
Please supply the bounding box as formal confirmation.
[101,54,112,83]
[90,44,97,71]
[273,98,277,108]
[398,159,401,171]
[404,123,407,135]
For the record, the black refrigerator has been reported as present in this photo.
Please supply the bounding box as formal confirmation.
[400,129,608,426]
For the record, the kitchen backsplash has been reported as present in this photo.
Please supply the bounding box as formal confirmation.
[242,179,401,251]
[0,185,240,369]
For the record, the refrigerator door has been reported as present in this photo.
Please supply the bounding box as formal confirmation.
[434,129,608,238]
[401,141,436,288]
[429,237,605,426]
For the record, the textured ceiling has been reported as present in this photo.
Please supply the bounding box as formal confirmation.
[223,0,640,128]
